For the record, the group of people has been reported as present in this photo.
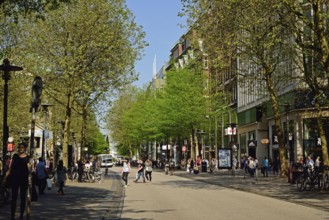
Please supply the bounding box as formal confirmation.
[1,143,68,220]
[120,158,153,187]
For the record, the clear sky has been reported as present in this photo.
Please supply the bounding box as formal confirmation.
[126,0,187,88]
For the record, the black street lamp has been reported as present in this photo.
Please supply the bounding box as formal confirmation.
[0,59,23,174]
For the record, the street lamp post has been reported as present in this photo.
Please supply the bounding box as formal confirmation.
[284,104,290,162]
[0,59,23,174]
[41,103,53,161]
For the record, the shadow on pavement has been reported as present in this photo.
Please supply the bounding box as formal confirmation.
[0,182,118,220]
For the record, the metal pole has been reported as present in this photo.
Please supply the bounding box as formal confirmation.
[0,59,23,175]
[215,116,218,159]
[285,104,290,162]
[2,69,9,167]
[26,107,36,220]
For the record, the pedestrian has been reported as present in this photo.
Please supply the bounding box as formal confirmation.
[262,157,269,177]
[121,158,131,187]
[196,156,201,171]
[55,160,67,195]
[273,157,280,175]
[36,157,48,195]
[133,160,146,183]
[243,156,248,175]
[254,157,259,178]
[145,158,153,182]
[3,143,29,220]
[77,158,84,182]
[314,156,321,174]
[306,155,315,170]
[248,157,256,177]
[48,158,54,175]
[190,159,194,174]
[186,158,191,173]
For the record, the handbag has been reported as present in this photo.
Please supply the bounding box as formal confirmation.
[46,178,52,190]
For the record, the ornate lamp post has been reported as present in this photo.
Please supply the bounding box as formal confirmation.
[0,59,22,174]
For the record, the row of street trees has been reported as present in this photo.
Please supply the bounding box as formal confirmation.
[107,63,219,160]
[0,0,146,166]
[107,1,329,178]
[180,0,329,175]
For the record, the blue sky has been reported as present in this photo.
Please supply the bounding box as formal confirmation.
[126,0,187,88]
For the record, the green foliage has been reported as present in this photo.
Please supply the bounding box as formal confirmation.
[157,66,206,138]
[107,64,208,149]
[87,126,108,155]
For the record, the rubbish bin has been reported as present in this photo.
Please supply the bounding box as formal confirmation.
[201,161,207,172]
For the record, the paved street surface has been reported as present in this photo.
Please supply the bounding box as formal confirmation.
[119,167,329,220]
[0,167,328,220]
[0,171,124,220]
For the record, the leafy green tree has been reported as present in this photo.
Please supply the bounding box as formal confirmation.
[281,0,329,165]
[155,65,207,160]
[107,85,140,158]
[181,0,299,175]
[14,0,146,166]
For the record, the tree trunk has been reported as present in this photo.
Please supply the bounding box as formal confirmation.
[267,76,288,176]
[62,92,73,168]
[190,130,195,160]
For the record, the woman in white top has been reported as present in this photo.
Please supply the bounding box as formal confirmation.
[121,158,131,187]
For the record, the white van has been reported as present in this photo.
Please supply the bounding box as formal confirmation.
[97,154,113,167]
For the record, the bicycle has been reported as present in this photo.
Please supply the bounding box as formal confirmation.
[296,165,312,191]
[296,165,325,191]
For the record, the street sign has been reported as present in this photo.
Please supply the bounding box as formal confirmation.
[182,146,187,152]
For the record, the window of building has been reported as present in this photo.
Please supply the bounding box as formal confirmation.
[239,133,247,156]
[303,118,329,160]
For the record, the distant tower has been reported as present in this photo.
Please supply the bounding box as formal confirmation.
[153,54,156,79]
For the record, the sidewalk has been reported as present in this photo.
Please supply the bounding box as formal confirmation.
[173,168,329,212]
[0,172,124,220]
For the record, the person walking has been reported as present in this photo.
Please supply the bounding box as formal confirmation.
[262,157,269,177]
[121,158,131,187]
[314,156,321,174]
[133,160,146,183]
[3,143,29,220]
[189,159,194,174]
[248,157,256,177]
[273,157,280,175]
[145,159,153,182]
[186,158,191,173]
[77,158,84,182]
[36,157,48,195]
[55,160,67,195]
